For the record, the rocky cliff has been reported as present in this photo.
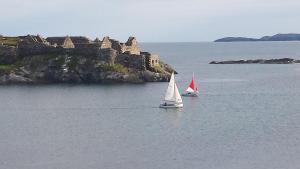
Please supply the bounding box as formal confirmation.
[0,35,175,84]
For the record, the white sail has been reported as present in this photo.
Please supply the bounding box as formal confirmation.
[186,87,195,93]
[160,72,183,108]
[174,83,183,103]
[164,73,175,101]
[164,72,183,103]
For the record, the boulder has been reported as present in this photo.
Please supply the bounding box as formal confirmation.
[0,73,33,84]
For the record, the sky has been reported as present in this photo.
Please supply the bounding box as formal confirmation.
[1,0,300,42]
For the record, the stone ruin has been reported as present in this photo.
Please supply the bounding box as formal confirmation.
[46,36,75,48]
[122,37,140,55]
[0,34,160,71]
[17,35,61,57]
[141,52,160,69]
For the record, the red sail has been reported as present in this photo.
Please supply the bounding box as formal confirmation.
[189,79,195,90]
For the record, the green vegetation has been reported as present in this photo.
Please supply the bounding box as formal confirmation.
[101,63,128,74]
[152,65,164,73]
[67,56,78,70]
[0,64,14,72]
[0,37,19,46]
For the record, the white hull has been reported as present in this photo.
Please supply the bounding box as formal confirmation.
[159,102,183,108]
[181,92,198,97]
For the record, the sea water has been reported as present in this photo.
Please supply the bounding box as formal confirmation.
[0,42,300,169]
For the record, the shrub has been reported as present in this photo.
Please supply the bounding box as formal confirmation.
[101,63,128,74]
[152,65,164,73]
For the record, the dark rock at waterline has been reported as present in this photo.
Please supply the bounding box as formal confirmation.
[210,58,300,64]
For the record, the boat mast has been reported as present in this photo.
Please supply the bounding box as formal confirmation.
[173,73,177,101]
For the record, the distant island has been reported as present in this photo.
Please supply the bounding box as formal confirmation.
[215,33,300,42]
[0,34,175,84]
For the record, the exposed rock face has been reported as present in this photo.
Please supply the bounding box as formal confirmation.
[0,34,175,84]
[99,48,117,65]
[210,58,298,64]
[116,54,146,70]
[0,73,33,84]
[0,45,17,64]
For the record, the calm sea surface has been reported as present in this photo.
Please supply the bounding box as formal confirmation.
[1,42,300,169]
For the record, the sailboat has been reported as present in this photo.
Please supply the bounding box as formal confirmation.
[159,72,183,108]
[181,73,199,97]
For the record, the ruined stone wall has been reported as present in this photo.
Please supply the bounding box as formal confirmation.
[71,43,101,56]
[70,36,91,44]
[35,35,50,44]
[115,54,146,70]
[100,37,112,49]
[99,48,117,64]
[121,37,140,55]
[100,37,123,54]
[0,45,17,64]
[121,45,140,55]
[63,37,75,48]
[110,39,123,54]
[99,36,141,55]
[46,36,75,49]
[141,52,160,69]
[148,54,160,68]
[18,37,63,57]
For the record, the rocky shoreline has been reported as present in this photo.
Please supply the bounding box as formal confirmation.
[210,58,300,64]
[0,35,175,84]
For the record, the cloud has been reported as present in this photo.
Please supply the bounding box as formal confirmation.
[1,0,300,41]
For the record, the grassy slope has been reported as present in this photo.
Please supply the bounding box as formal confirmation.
[0,37,20,46]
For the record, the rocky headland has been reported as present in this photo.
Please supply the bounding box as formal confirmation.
[210,58,300,64]
[0,35,175,84]
[215,33,300,42]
